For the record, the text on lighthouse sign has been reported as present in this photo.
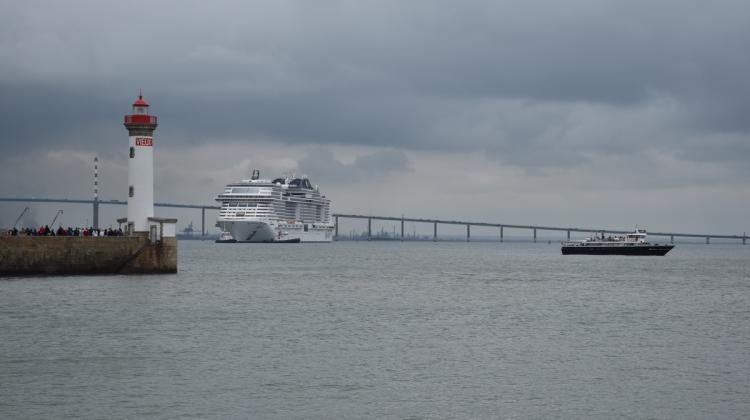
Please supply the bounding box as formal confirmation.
[135,137,153,146]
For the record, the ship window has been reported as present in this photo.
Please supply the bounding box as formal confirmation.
[129,185,134,197]
[129,147,135,158]
[231,187,262,194]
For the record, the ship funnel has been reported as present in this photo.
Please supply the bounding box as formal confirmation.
[251,169,260,180]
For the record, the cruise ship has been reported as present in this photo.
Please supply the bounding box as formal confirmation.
[215,170,334,242]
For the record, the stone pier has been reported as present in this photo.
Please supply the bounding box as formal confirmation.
[0,235,177,276]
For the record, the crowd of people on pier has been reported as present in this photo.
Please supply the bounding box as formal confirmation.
[4,226,124,237]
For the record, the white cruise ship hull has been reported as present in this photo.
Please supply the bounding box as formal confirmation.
[218,220,333,243]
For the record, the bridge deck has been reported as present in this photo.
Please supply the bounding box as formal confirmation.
[333,213,747,241]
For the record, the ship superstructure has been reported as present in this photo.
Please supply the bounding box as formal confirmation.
[215,170,333,242]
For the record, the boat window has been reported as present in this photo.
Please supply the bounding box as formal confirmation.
[129,185,134,197]
[129,147,135,158]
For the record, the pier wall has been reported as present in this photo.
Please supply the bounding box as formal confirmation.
[0,236,177,276]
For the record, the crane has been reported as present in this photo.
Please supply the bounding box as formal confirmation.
[50,210,63,228]
[13,207,30,229]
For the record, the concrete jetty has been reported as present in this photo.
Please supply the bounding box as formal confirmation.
[0,231,176,276]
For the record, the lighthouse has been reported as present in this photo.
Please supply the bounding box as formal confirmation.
[123,93,158,233]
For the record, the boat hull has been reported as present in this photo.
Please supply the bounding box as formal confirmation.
[217,220,333,243]
[561,245,674,255]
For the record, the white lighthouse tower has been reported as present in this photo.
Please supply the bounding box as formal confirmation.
[123,93,157,233]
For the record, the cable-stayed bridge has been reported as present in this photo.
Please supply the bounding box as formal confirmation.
[333,215,746,244]
[0,197,746,244]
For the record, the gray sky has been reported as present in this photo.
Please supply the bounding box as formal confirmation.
[1,0,748,234]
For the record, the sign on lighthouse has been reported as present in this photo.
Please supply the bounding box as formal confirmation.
[123,93,158,233]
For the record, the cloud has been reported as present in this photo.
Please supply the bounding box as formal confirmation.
[297,147,411,184]
[0,0,748,232]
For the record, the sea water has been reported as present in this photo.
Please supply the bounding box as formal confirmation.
[1,241,748,419]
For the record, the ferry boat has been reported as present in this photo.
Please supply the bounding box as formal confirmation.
[215,169,334,243]
[561,228,674,255]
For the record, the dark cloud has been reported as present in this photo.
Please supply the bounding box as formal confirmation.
[0,1,748,231]
[2,1,749,155]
